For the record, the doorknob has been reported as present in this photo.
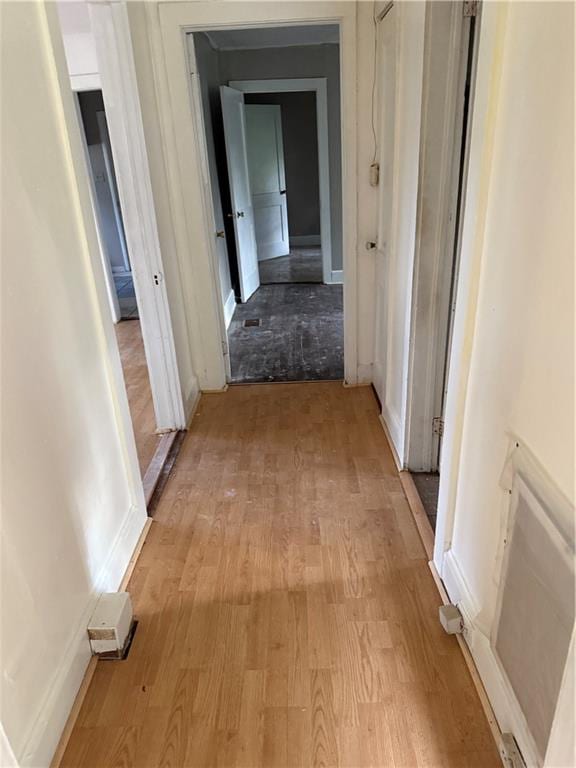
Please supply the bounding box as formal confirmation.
[280,190,286,195]
[226,211,245,218]
[216,230,225,238]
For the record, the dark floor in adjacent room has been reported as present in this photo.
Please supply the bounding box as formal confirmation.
[259,246,322,284]
[228,283,343,383]
[411,472,440,530]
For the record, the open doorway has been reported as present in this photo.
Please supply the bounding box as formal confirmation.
[405,4,480,533]
[75,91,166,484]
[192,27,344,384]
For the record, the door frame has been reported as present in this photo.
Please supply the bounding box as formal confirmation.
[96,110,131,275]
[86,1,186,431]
[404,3,475,471]
[151,2,358,387]
[229,78,333,285]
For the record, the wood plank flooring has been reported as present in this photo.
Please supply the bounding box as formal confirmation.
[115,319,161,477]
[61,383,500,767]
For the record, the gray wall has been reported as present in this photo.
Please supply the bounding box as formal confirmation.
[218,44,342,271]
[244,92,320,240]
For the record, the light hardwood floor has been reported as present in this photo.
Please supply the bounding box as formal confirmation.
[115,319,160,477]
[62,383,500,767]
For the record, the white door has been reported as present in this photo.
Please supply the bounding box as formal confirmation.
[220,86,260,303]
[373,7,397,406]
[244,104,290,261]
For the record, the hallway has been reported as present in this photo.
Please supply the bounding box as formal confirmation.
[61,384,498,767]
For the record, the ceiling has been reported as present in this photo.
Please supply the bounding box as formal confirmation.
[204,25,339,51]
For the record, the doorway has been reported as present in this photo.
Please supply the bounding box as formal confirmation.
[192,28,344,385]
[74,85,183,500]
[406,3,480,533]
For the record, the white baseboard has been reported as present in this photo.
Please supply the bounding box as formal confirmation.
[21,506,146,768]
[289,235,321,247]
[223,289,236,329]
[380,403,403,469]
[328,270,343,284]
[378,413,403,472]
[442,549,540,767]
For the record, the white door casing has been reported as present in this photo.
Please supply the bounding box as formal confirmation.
[373,6,397,407]
[88,1,186,431]
[244,104,290,262]
[220,86,260,303]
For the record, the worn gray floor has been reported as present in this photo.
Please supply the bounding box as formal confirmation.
[259,247,322,284]
[228,283,343,383]
[411,472,440,531]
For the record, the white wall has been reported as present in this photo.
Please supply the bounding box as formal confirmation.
[435,2,575,765]
[0,4,147,764]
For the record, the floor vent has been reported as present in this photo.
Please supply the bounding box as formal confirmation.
[244,318,261,327]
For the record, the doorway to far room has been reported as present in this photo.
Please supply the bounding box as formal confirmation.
[193,27,344,384]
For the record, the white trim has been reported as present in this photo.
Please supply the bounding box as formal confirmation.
[70,72,101,92]
[433,2,502,572]
[229,78,332,286]
[151,4,358,386]
[442,549,541,768]
[378,413,402,472]
[289,234,321,247]
[329,269,343,284]
[223,289,236,329]
[88,1,186,430]
[404,3,471,472]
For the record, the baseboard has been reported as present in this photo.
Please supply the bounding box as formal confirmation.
[22,505,146,768]
[428,561,502,752]
[398,471,435,560]
[289,235,321,246]
[441,550,540,766]
[378,413,402,472]
[223,289,236,329]
[183,377,201,426]
[328,269,343,284]
[142,432,179,506]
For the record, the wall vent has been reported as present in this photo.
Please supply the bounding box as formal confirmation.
[495,444,574,764]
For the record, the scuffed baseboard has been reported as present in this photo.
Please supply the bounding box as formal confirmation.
[22,505,147,768]
[223,289,236,329]
[441,549,539,766]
